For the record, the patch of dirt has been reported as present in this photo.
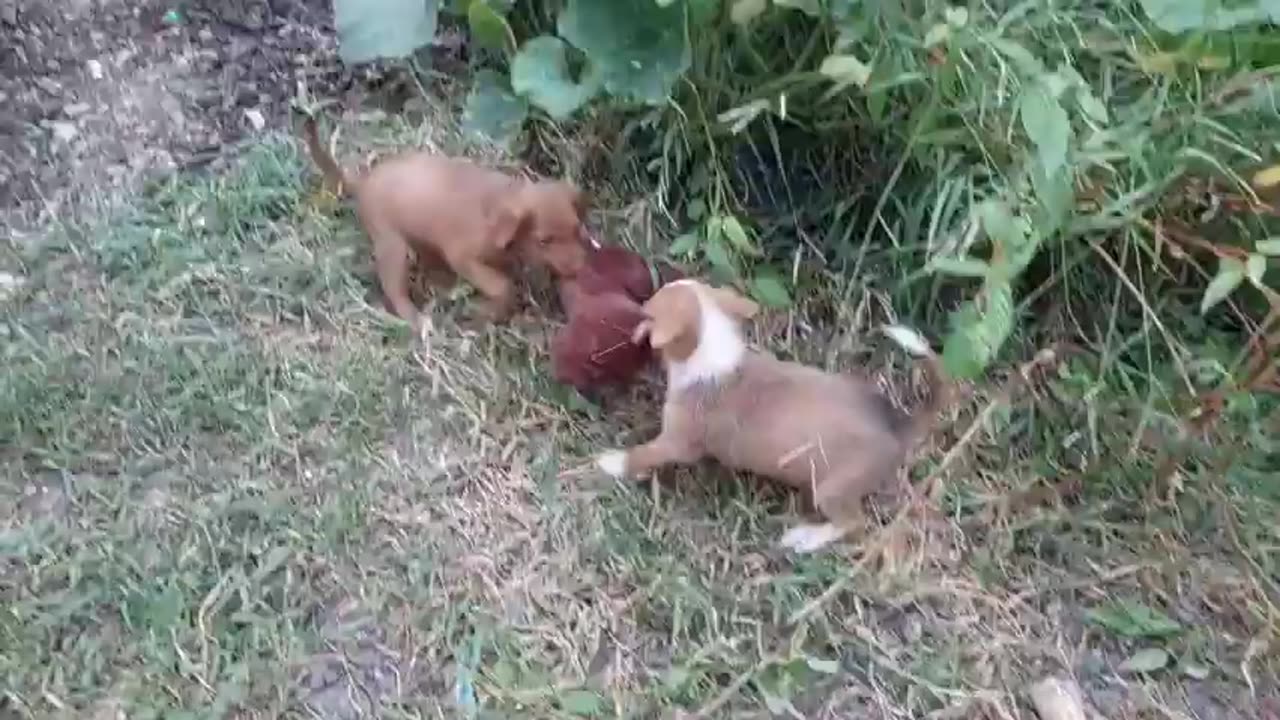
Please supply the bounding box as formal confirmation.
[0,0,345,231]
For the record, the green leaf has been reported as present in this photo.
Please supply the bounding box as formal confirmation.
[805,657,840,674]
[1020,83,1071,176]
[1029,162,1073,237]
[775,0,821,16]
[703,237,736,275]
[819,54,872,88]
[1201,257,1246,314]
[668,232,699,257]
[750,275,792,308]
[942,284,1015,379]
[930,257,991,278]
[559,689,603,716]
[718,215,758,256]
[1118,647,1170,674]
[1139,0,1280,33]
[335,0,439,64]
[461,70,529,146]
[558,0,690,105]
[1257,238,1280,256]
[1086,599,1182,639]
[511,36,603,120]
[467,1,515,56]
[1077,91,1109,124]
[991,38,1046,77]
[1247,254,1267,285]
[730,0,768,24]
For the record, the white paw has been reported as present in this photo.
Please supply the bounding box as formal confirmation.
[595,450,628,478]
[779,523,844,554]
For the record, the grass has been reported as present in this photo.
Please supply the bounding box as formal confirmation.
[2,94,1278,720]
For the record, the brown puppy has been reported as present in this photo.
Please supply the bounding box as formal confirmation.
[595,279,949,554]
[302,116,589,326]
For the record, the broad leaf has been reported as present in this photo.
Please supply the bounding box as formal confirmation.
[1247,254,1267,285]
[730,0,768,24]
[1201,257,1246,314]
[931,257,991,278]
[1086,599,1182,639]
[805,657,840,674]
[776,0,822,16]
[335,0,439,64]
[942,284,1015,379]
[511,36,603,120]
[819,54,872,89]
[750,275,792,308]
[467,1,515,56]
[703,237,736,275]
[1254,165,1280,189]
[558,689,602,716]
[719,215,759,255]
[1139,0,1280,33]
[461,70,529,146]
[558,0,690,105]
[1119,647,1170,674]
[1020,83,1071,176]
[668,232,700,257]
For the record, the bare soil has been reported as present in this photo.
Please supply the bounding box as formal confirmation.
[0,0,344,230]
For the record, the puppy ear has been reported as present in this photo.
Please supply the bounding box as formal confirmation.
[707,286,759,320]
[644,289,698,349]
[631,319,653,345]
[491,193,531,249]
[570,186,589,219]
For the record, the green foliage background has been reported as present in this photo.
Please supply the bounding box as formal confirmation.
[334,0,1280,396]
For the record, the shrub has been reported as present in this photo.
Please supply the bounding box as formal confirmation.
[332,0,1280,384]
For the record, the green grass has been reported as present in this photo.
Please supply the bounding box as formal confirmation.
[2,100,1277,720]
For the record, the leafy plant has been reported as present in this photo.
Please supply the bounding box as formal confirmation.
[351,0,1280,383]
[334,0,441,64]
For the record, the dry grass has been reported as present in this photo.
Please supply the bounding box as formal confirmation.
[1,91,1277,720]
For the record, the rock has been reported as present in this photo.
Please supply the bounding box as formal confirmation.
[86,59,104,79]
[1028,677,1089,720]
[243,107,265,131]
[63,102,91,117]
[0,271,26,300]
[49,121,78,143]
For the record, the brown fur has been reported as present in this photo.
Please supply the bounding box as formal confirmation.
[302,116,589,326]
[599,280,949,552]
[551,245,686,394]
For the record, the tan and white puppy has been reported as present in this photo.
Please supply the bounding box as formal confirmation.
[595,279,949,553]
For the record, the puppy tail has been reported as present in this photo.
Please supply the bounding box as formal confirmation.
[882,325,952,447]
[301,114,355,196]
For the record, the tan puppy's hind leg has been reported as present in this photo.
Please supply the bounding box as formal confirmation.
[779,456,886,554]
[371,229,420,326]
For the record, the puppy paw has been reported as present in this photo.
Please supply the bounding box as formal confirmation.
[779,523,844,554]
[595,450,628,478]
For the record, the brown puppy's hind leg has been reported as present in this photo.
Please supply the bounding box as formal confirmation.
[371,229,420,326]
[454,258,516,322]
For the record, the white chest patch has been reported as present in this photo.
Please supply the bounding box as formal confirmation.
[665,282,745,391]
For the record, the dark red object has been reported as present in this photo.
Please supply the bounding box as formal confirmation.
[551,245,684,394]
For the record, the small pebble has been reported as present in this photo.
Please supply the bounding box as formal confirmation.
[50,121,77,142]
[86,59,104,79]
[243,108,265,131]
